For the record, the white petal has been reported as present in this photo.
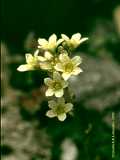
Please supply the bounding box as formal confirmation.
[79,37,88,44]
[61,34,69,41]
[72,56,82,66]
[59,53,70,62]
[17,64,33,72]
[38,38,48,46]
[45,88,54,96]
[65,103,73,112]
[40,62,52,70]
[57,39,64,46]
[44,51,53,60]
[44,78,53,86]
[25,54,33,64]
[55,89,64,97]
[34,49,39,56]
[72,67,83,75]
[58,113,66,121]
[48,100,56,109]
[71,33,81,41]
[37,56,46,62]
[62,73,71,81]
[49,34,57,44]
[54,63,64,72]
[46,110,56,118]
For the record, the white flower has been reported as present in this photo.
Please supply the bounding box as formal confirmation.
[46,98,73,121]
[61,33,88,49]
[44,72,68,97]
[17,52,41,72]
[38,34,63,51]
[55,53,83,80]
[38,51,54,70]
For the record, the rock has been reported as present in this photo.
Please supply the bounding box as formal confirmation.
[60,139,78,160]
[70,54,120,111]
[1,104,52,160]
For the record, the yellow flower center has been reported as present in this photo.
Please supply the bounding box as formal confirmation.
[30,57,39,67]
[54,105,65,114]
[53,81,62,90]
[64,62,74,73]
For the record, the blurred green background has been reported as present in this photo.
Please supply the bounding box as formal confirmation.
[1,0,120,160]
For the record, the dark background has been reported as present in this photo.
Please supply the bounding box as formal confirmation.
[1,0,119,50]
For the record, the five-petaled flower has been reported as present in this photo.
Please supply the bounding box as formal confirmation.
[46,98,73,121]
[17,52,41,72]
[44,72,68,97]
[55,53,83,80]
[61,33,88,49]
[38,34,63,52]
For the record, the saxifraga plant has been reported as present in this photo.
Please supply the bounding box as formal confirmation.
[17,33,88,121]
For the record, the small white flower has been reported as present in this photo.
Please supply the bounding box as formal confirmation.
[38,34,63,51]
[46,98,73,121]
[61,33,88,49]
[55,53,83,80]
[39,51,53,70]
[17,53,41,72]
[38,51,56,71]
[44,72,68,97]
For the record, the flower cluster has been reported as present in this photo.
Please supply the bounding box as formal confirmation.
[17,33,88,121]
